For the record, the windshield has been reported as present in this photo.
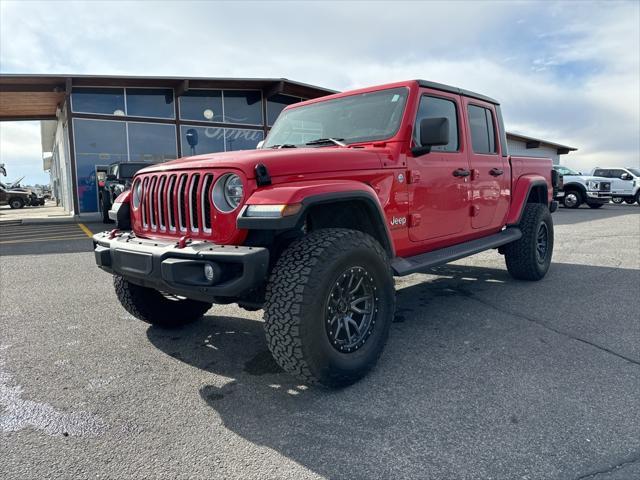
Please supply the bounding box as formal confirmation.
[628,168,640,177]
[556,166,579,176]
[264,87,409,148]
[119,164,146,178]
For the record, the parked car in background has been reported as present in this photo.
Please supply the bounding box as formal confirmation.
[591,167,640,205]
[100,162,157,223]
[0,184,31,209]
[552,165,611,209]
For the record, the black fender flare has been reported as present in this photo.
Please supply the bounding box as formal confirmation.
[237,191,395,256]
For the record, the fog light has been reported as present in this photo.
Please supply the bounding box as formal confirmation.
[204,263,216,282]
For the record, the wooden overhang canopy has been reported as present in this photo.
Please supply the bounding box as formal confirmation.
[0,74,336,121]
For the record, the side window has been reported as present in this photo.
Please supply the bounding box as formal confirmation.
[414,96,459,152]
[593,169,605,177]
[467,104,497,154]
[610,169,625,179]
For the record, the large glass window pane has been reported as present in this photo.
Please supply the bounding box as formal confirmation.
[225,128,264,151]
[127,122,177,162]
[71,87,125,115]
[73,119,127,212]
[179,90,223,122]
[224,90,262,125]
[126,88,174,118]
[180,125,225,156]
[267,94,301,126]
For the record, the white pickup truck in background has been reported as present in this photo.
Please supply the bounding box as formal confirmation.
[592,167,640,205]
[553,166,612,209]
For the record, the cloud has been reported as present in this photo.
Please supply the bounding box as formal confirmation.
[0,0,638,184]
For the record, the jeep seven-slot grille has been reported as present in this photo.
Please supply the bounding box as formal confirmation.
[139,172,215,235]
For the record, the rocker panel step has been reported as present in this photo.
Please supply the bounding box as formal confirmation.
[391,228,522,276]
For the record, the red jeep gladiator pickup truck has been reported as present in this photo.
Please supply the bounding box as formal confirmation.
[94,80,558,388]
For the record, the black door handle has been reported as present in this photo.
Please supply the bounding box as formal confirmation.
[489,168,504,176]
[452,168,470,178]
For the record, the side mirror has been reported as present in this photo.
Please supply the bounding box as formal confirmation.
[621,173,632,180]
[411,117,450,157]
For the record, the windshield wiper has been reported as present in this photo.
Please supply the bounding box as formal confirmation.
[305,137,347,147]
[269,144,297,149]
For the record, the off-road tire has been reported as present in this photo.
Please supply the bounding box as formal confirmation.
[562,189,582,208]
[587,203,604,209]
[263,228,395,388]
[504,203,553,281]
[113,275,211,328]
[9,197,24,209]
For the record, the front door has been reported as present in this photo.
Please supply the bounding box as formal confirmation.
[408,91,471,243]
[463,100,510,230]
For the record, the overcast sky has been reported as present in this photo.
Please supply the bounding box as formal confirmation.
[1,0,638,185]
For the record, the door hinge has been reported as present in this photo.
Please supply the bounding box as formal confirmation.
[409,213,421,227]
[407,170,421,184]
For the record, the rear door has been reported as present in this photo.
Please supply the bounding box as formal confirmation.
[463,100,510,230]
[407,91,471,243]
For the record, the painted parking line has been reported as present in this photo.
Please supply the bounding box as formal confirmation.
[77,223,93,238]
[0,223,93,245]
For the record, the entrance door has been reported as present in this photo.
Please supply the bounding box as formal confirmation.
[408,92,470,243]
[463,101,510,230]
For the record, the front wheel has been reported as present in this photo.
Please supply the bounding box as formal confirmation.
[9,197,24,209]
[504,203,554,281]
[562,190,582,208]
[264,228,395,388]
[113,275,212,328]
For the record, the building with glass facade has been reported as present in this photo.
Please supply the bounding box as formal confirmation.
[0,74,575,219]
[0,75,334,218]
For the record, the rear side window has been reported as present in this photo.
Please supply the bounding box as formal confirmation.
[467,105,497,154]
[414,96,459,152]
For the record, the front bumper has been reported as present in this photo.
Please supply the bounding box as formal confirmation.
[586,191,612,203]
[93,231,269,302]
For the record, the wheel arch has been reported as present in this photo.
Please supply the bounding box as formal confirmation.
[506,176,549,225]
[238,181,394,257]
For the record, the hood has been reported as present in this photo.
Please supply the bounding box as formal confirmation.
[562,174,609,182]
[137,147,386,179]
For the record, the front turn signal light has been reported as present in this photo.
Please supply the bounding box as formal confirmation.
[244,204,302,218]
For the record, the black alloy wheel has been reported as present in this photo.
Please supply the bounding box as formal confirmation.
[325,266,378,353]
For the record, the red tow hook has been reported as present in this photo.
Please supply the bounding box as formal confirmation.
[177,235,191,249]
[108,229,120,239]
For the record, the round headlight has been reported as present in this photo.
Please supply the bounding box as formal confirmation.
[132,180,142,209]
[212,173,243,212]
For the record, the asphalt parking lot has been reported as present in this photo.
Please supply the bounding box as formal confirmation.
[1,205,639,480]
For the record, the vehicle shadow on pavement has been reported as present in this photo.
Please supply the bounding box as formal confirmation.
[146,262,640,480]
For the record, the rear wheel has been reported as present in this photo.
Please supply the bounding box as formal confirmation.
[9,197,24,209]
[612,197,623,204]
[113,275,211,328]
[264,228,395,388]
[562,190,582,208]
[624,198,636,205]
[504,203,553,281]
